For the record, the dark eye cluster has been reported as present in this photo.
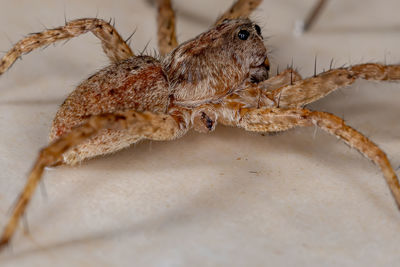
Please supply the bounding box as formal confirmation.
[255,24,261,36]
[238,24,262,40]
[238,29,250,40]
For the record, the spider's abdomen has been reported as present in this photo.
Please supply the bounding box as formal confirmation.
[50,56,170,164]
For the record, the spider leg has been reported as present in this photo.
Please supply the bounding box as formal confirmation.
[214,103,400,210]
[268,63,400,108]
[157,0,178,56]
[0,108,190,250]
[221,69,302,108]
[259,68,303,91]
[215,0,263,25]
[0,18,134,75]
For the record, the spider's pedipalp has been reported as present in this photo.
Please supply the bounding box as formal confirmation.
[268,63,400,108]
[191,105,218,133]
[0,108,190,249]
[214,103,400,210]
[0,18,134,75]
[157,0,178,56]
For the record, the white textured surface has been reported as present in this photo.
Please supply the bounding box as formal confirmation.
[0,0,400,266]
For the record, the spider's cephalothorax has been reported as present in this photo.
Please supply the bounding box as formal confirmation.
[165,19,269,106]
[0,0,400,250]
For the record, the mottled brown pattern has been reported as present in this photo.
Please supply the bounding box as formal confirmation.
[50,56,170,164]
[1,0,400,250]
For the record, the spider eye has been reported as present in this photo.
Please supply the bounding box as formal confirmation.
[238,30,250,40]
[255,24,262,36]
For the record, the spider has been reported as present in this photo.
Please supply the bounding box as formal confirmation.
[0,0,399,250]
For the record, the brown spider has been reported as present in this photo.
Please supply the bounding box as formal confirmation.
[0,0,400,250]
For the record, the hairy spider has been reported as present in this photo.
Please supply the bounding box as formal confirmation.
[0,0,399,250]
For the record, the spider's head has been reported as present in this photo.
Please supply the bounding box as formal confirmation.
[165,19,270,104]
[218,19,270,83]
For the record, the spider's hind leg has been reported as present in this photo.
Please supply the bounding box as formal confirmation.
[215,0,263,25]
[0,18,134,75]
[157,0,179,56]
[0,108,190,249]
[155,0,264,55]
[215,103,400,211]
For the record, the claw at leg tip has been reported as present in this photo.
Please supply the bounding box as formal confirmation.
[0,237,9,252]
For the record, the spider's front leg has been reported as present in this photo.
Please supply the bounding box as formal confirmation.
[268,63,400,108]
[259,68,302,91]
[214,102,400,210]
[0,108,190,250]
[0,18,134,75]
